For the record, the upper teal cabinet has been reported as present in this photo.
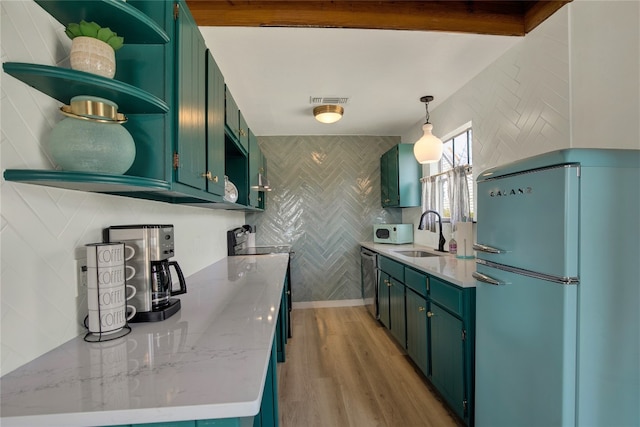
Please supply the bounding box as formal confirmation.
[248,129,267,209]
[225,87,250,154]
[380,144,421,208]
[174,3,207,191]
[205,51,226,197]
[2,0,261,210]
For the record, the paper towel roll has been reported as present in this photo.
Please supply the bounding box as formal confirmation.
[455,222,475,259]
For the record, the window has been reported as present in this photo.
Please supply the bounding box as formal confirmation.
[421,128,473,221]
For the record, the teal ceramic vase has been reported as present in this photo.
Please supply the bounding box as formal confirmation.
[49,96,135,174]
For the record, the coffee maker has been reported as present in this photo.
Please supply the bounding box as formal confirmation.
[104,224,186,322]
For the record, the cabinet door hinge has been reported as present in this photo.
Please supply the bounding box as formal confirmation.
[461,329,467,341]
[463,399,468,416]
[173,2,179,20]
[173,152,180,170]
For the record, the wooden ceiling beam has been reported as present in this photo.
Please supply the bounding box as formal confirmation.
[523,1,571,33]
[186,1,571,37]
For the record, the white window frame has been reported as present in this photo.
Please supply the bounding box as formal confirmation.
[422,123,473,221]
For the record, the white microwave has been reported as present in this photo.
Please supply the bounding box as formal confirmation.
[373,224,413,244]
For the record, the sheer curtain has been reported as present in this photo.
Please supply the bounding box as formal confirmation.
[420,176,438,232]
[447,165,471,229]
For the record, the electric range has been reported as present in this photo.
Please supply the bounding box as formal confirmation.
[227,226,293,338]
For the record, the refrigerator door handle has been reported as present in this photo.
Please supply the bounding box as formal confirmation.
[473,243,507,254]
[473,271,508,286]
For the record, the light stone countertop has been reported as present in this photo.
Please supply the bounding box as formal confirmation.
[360,242,476,288]
[0,254,289,427]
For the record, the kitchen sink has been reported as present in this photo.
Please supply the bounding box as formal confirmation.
[394,250,441,258]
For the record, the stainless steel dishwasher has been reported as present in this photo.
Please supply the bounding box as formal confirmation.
[360,247,378,319]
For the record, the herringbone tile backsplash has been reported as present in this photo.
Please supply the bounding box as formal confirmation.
[247,136,402,302]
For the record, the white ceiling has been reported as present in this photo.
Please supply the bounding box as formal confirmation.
[199,26,521,137]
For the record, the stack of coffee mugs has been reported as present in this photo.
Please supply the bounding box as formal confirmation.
[85,242,136,339]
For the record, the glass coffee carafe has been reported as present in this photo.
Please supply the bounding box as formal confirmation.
[150,260,186,309]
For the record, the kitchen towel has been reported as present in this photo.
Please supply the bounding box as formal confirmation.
[456,222,475,259]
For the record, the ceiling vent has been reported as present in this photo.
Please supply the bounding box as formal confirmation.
[310,96,350,105]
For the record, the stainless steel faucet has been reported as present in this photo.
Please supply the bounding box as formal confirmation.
[418,210,446,252]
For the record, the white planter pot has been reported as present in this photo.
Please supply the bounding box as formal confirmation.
[70,36,116,78]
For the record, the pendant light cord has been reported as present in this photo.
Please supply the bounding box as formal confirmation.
[424,99,431,124]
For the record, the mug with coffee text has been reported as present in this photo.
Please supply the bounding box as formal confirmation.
[86,242,134,268]
[85,242,137,334]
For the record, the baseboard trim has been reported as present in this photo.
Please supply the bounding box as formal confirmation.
[292,299,364,309]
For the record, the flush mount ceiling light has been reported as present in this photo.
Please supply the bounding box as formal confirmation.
[313,105,344,124]
[413,95,443,164]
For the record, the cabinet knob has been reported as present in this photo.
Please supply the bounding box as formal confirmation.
[201,171,218,182]
[427,311,434,318]
[418,307,426,312]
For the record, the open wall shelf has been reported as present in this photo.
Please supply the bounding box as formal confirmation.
[34,0,169,44]
[2,63,168,114]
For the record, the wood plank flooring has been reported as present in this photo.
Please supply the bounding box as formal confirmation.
[277,306,461,427]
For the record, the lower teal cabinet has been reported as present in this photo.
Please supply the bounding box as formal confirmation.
[377,272,391,329]
[365,249,475,426]
[254,336,279,427]
[405,288,429,376]
[378,256,406,345]
[388,277,406,348]
[430,303,465,420]
[276,278,288,363]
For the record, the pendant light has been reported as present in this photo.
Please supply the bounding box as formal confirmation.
[413,95,443,164]
[313,105,344,124]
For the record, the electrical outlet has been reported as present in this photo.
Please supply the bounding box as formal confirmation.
[76,258,87,288]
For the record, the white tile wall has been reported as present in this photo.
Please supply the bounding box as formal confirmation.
[1,1,245,375]
[404,0,640,247]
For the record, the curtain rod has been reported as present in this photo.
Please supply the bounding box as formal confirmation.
[420,165,472,182]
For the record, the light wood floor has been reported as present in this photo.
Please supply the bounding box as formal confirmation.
[277,306,461,427]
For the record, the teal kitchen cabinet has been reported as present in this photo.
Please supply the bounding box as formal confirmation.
[378,256,406,347]
[173,2,208,191]
[276,273,289,363]
[225,87,249,154]
[364,248,475,426]
[248,129,266,210]
[430,303,465,420]
[388,275,406,347]
[239,112,250,154]
[204,50,226,196]
[3,0,172,197]
[253,335,280,427]
[223,85,255,209]
[428,277,475,424]
[2,0,261,210]
[380,144,421,208]
[225,86,241,145]
[377,271,391,329]
[404,268,430,377]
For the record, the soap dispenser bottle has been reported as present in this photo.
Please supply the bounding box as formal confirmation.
[449,228,458,254]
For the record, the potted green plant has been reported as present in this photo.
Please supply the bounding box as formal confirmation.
[65,20,124,79]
